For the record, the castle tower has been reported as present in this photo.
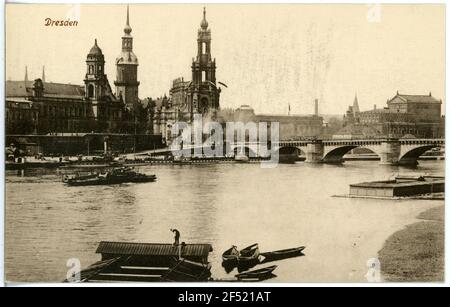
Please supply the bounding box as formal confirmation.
[189,7,220,117]
[84,39,107,118]
[114,5,139,110]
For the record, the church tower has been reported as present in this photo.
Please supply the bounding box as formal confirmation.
[115,5,139,110]
[84,39,108,118]
[352,93,360,115]
[189,7,220,117]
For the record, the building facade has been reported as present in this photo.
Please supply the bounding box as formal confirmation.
[339,92,444,138]
[233,105,325,140]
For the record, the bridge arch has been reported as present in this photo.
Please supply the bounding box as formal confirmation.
[277,146,306,163]
[398,144,440,165]
[322,145,380,163]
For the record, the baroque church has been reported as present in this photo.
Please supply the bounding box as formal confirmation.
[152,8,223,142]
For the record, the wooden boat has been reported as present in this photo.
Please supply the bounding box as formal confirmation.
[222,246,239,262]
[235,265,277,281]
[238,243,259,263]
[260,246,305,263]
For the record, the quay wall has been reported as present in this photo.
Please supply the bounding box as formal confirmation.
[6,134,164,156]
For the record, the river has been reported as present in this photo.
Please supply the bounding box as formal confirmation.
[4,160,444,282]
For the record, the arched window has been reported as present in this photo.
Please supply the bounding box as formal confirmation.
[202,71,206,82]
[202,42,206,54]
[88,84,94,98]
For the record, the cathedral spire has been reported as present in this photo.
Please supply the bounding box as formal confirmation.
[200,6,208,30]
[124,5,132,35]
[353,92,360,114]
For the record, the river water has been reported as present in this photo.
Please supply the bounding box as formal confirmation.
[5,160,444,283]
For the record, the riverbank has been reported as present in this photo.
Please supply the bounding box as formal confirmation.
[378,205,444,282]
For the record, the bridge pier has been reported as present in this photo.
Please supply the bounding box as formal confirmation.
[305,141,324,163]
[378,139,400,165]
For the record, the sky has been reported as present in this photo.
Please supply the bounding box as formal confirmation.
[5,4,445,116]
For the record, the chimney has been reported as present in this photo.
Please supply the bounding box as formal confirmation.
[24,66,28,83]
[374,104,377,110]
[314,99,319,116]
[42,66,46,82]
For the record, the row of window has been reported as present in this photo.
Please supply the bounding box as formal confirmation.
[88,65,102,75]
[6,110,38,121]
[41,105,86,118]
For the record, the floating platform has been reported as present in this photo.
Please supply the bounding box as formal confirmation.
[349,175,444,198]
[70,241,213,282]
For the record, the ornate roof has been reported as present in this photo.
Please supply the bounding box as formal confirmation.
[88,39,103,56]
[116,51,138,65]
[5,80,85,99]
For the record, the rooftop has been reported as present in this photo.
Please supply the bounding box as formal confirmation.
[6,80,85,99]
[391,93,441,104]
[96,241,213,258]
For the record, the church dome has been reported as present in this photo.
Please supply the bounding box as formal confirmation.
[116,51,139,65]
[88,39,103,56]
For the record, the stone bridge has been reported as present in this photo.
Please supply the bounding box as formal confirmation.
[144,138,444,166]
[277,138,444,165]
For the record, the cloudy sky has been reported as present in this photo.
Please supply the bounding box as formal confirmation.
[5,4,445,115]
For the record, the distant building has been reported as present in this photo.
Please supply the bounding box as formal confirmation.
[233,105,324,140]
[339,92,444,138]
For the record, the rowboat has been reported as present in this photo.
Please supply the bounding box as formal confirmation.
[235,265,277,281]
[260,246,305,263]
[222,246,239,264]
[238,243,259,263]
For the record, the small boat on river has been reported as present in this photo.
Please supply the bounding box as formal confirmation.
[238,243,260,263]
[222,245,239,264]
[235,265,277,281]
[63,167,156,186]
[260,246,305,263]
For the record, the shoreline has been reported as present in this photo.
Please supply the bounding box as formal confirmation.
[378,205,445,282]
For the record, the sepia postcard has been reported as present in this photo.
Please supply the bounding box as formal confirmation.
[2,2,446,287]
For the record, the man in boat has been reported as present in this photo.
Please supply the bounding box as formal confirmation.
[170,228,180,246]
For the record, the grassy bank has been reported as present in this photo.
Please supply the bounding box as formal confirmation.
[378,205,444,282]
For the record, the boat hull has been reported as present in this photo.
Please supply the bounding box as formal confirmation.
[66,176,156,186]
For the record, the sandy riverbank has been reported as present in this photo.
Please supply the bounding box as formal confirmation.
[378,205,444,282]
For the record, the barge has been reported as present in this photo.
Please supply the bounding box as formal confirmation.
[349,175,444,198]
